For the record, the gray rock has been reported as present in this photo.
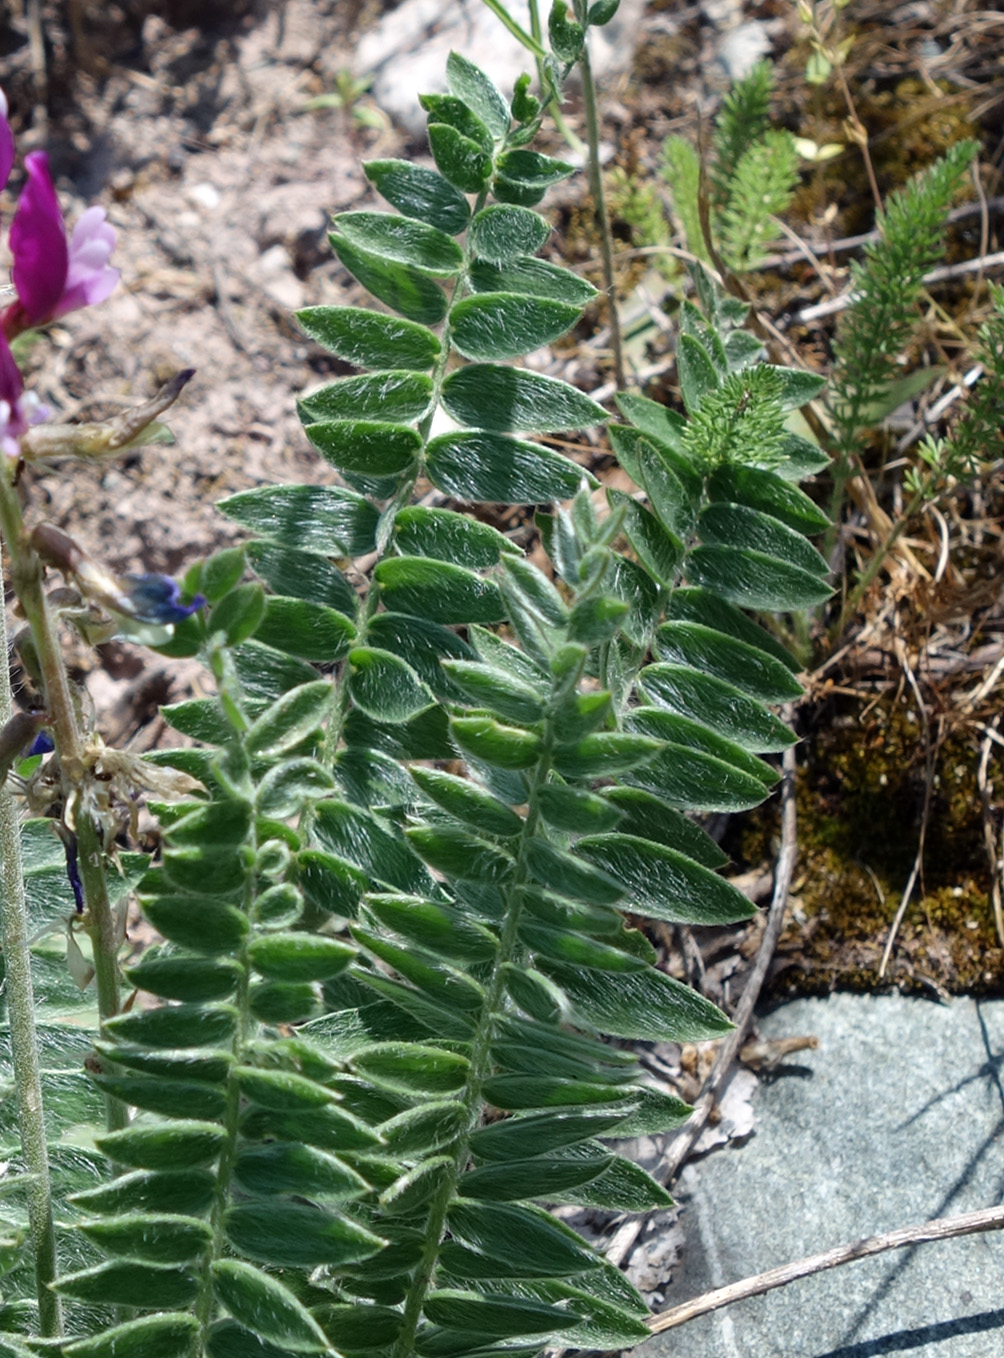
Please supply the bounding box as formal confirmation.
[632,994,1004,1357]
[353,0,646,138]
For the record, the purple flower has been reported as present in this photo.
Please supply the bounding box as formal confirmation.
[4,151,119,338]
[121,574,207,626]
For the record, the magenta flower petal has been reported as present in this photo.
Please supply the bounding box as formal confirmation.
[0,89,14,193]
[57,206,119,315]
[10,152,69,325]
[0,330,25,459]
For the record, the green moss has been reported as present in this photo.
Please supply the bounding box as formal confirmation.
[733,693,1004,997]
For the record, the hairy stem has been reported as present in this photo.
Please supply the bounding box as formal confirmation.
[579,39,625,391]
[0,470,125,1129]
[391,714,561,1358]
[0,551,63,1338]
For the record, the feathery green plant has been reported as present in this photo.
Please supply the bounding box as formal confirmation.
[0,10,835,1358]
[826,137,978,529]
[663,59,801,274]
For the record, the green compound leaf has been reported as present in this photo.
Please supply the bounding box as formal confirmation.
[348,646,435,723]
[296,305,441,370]
[441,365,606,433]
[446,52,511,140]
[452,716,542,769]
[69,1171,216,1218]
[428,122,493,193]
[469,1108,629,1162]
[699,501,829,578]
[122,956,242,1003]
[329,233,447,324]
[95,1120,227,1171]
[212,1261,330,1353]
[234,1143,367,1201]
[424,1289,582,1338]
[420,94,494,152]
[495,148,576,191]
[225,1201,385,1268]
[364,159,471,234]
[411,766,523,837]
[666,586,800,672]
[576,832,755,925]
[297,369,433,424]
[441,661,545,724]
[220,484,379,558]
[469,205,551,264]
[244,680,332,758]
[63,1313,200,1358]
[656,619,803,701]
[254,597,356,662]
[406,825,513,883]
[137,897,249,956]
[76,1214,212,1265]
[393,506,514,567]
[208,582,265,647]
[450,293,584,361]
[375,557,506,624]
[426,430,586,503]
[460,1154,612,1202]
[104,1002,238,1050]
[468,256,597,307]
[246,540,357,615]
[639,662,795,752]
[248,933,355,982]
[707,464,830,534]
[447,1200,598,1277]
[365,893,499,962]
[601,787,728,868]
[354,1043,471,1096]
[542,960,732,1041]
[334,210,464,276]
[688,543,834,610]
[304,418,423,477]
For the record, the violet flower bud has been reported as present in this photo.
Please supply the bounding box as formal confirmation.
[121,574,207,626]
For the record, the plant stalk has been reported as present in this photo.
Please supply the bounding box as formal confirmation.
[0,544,63,1337]
[0,471,125,1127]
[578,38,626,391]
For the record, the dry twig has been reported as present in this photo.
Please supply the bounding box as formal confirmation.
[647,1204,1004,1335]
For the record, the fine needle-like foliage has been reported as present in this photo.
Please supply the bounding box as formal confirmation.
[662,58,801,274]
[0,10,834,1358]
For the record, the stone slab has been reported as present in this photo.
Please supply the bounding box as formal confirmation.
[632,994,1004,1357]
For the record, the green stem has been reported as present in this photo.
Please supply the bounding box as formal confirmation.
[0,471,125,1129]
[0,551,63,1338]
[391,710,562,1358]
[578,39,625,390]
